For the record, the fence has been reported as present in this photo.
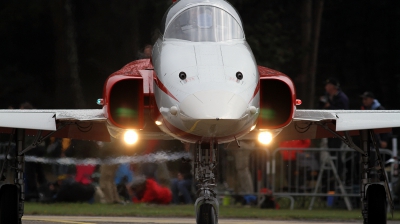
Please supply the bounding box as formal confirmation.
[223,144,398,210]
[269,147,396,210]
[0,139,398,210]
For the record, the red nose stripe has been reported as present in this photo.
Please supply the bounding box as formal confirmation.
[154,76,179,102]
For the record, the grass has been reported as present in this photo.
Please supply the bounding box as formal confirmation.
[24,203,400,221]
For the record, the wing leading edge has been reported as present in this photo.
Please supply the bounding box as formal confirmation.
[0,109,173,142]
[241,110,400,141]
[294,110,400,131]
[277,110,400,141]
[0,109,110,141]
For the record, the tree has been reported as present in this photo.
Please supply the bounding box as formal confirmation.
[299,0,324,109]
[50,0,85,109]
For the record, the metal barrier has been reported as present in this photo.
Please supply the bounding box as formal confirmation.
[249,148,272,206]
[270,147,395,210]
[248,147,297,209]
[0,139,397,210]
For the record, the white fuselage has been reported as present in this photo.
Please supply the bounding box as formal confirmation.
[151,39,260,143]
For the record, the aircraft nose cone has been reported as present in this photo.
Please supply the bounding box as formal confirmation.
[179,90,247,119]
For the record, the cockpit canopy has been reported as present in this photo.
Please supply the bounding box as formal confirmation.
[165,6,244,42]
[161,0,244,42]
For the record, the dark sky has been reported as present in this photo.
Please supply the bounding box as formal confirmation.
[0,0,399,110]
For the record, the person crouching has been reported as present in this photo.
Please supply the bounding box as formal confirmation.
[128,175,172,204]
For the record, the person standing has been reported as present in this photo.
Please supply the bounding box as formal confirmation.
[320,77,349,110]
[319,78,349,192]
[360,91,385,110]
[360,91,389,148]
[171,143,193,204]
[319,78,349,148]
[115,163,134,202]
[99,141,122,204]
[170,162,193,204]
[99,164,121,204]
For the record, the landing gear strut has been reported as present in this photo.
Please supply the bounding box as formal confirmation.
[0,129,26,224]
[318,123,393,224]
[194,141,219,224]
[359,130,393,224]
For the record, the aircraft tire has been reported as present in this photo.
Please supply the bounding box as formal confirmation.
[0,184,19,224]
[196,203,217,224]
[367,184,387,224]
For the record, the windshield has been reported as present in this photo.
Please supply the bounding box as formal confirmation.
[164,6,244,42]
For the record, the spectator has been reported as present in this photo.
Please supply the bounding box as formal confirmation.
[137,45,153,59]
[320,77,349,110]
[99,164,121,204]
[319,80,349,190]
[360,91,390,148]
[319,78,349,149]
[75,164,96,185]
[115,163,134,202]
[360,91,385,110]
[46,137,69,177]
[129,175,172,204]
[171,143,193,204]
[143,45,152,58]
[39,174,95,203]
[97,140,124,204]
[170,166,193,204]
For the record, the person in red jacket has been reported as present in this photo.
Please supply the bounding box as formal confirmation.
[75,164,96,185]
[129,176,172,204]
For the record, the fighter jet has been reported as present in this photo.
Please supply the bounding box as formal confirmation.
[0,0,399,223]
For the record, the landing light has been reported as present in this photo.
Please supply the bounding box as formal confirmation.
[124,130,138,145]
[155,121,162,126]
[258,131,273,145]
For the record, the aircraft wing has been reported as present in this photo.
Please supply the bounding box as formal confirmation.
[0,109,110,141]
[0,109,174,142]
[294,110,400,131]
[0,109,106,130]
[244,110,400,141]
[1,109,400,142]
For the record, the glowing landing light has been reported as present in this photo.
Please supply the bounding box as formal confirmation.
[155,121,162,126]
[258,131,273,145]
[124,130,138,145]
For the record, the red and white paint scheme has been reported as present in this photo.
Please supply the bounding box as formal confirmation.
[101,0,299,145]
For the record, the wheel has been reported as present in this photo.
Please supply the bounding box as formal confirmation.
[0,184,19,224]
[367,184,387,224]
[196,203,217,224]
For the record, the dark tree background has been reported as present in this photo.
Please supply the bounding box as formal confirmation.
[0,0,399,111]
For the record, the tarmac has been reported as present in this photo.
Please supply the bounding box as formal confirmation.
[21,216,400,224]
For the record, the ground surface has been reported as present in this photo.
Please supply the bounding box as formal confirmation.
[22,216,400,224]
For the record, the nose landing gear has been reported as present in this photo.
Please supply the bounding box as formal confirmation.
[194,141,219,224]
